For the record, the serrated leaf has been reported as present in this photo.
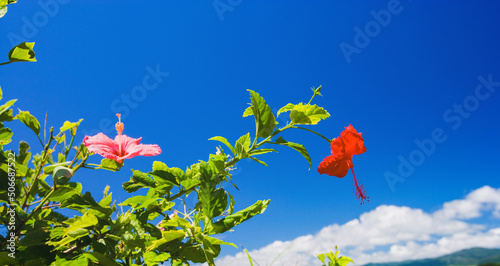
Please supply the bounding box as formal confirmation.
[208,199,270,234]
[234,132,251,157]
[15,109,40,135]
[277,103,295,117]
[144,251,171,265]
[274,136,311,169]
[209,136,235,155]
[8,42,36,62]
[247,90,275,138]
[242,106,253,117]
[59,119,83,136]
[290,103,330,125]
[0,127,12,145]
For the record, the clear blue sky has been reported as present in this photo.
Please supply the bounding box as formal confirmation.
[2,1,500,264]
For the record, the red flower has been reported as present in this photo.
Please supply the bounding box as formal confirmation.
[83,114,162,163]
[318,125,368,204]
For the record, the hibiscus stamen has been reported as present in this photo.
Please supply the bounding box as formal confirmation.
[350,166,368,204]
[115,113,124,155]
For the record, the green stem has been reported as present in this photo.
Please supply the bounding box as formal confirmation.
[19,188,55,232]
[0,61,11,66]
[169,187,196,202]
[36,135,44,148]
[292,126,331,143]
[21,130,54,210]
[64,133,76,160]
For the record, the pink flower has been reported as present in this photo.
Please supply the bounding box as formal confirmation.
[83,114,162,163]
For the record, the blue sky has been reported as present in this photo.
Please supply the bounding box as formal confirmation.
[1,1,500,264]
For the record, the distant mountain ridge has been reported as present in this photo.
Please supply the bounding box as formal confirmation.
[362,247,500,266]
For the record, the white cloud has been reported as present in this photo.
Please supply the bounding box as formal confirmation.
[213,186,500,266]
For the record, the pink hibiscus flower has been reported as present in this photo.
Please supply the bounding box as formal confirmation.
[83,114,162,163]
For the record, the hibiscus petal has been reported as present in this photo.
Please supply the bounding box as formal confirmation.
[83,133,120,161]
[317,155,350,177]
[114,134,161,161]
[138,144,162,156]
[340,124,366,156]
[330,137,345,158]
[114,135,146,160]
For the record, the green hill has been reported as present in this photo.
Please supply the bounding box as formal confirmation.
[362,247,500,266]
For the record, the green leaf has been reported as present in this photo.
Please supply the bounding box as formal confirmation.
[43,161,71,174]
[99,158,123,172]
[50,255,89,266]
[151,161,182,185]
[0,127,12,145]
[245,249,255,266]
[0,251,19,265]
[248,156,268,167]
[159,216,191,229]
[248,148,277,156]
[119,195,147,208]
[132,169,155,186]
[48,183,82,203]
[53,166,74,185]
[81,253,120,266]
[8,42,36,62]
[65,212,98,236]
[0,0,18,5]
[290,103,330,125]
[277,103,295,117]
[144,251,171,265]
[274,136,311,169]
[0,6,7,19]
[318,253,326,263]
[0,99,16,116]
[15,109,40,135]
[208,199,270,234]
[204,236,237,248]
[146,230,185,252]
[234,132,251,157]
[180,178,200,190]
[247,90,276,138]
[209,136,236,155]
[242,106,253,117]
[59,119,83,136]
[0,108,14,122]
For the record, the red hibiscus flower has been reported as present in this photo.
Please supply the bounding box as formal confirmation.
[318,125,368,204]
[83,114,162,163]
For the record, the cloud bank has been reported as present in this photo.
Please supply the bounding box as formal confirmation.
[214,186,500,265]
